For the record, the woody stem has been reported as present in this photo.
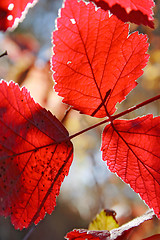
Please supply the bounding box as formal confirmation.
[69,94,160,140]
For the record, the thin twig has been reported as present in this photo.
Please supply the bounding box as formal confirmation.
[61,106,72,124]
[69,94,160,140]
[22,225,35,240]
[0,50,8,58]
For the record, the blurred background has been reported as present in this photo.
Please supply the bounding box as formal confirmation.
[0,0,160,239]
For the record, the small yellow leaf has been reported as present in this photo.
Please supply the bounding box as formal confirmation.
[88,209,119,231]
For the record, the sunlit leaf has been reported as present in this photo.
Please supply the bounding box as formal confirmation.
[0,80,73,229]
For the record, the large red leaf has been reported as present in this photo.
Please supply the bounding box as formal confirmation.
[0,0,38,31]
[89,0,154,28]
[101,115,160,218]
[52,0,149,118]
[66,210,155,240]
[0,80,73,229]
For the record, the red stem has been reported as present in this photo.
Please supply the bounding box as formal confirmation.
[69,94,160,140]
[112,94,160,120]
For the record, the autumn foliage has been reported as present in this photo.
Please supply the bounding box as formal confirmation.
[89,0,155,28]
[0,0,160,239]
[52,0,149,117]
[0,80,73,229]
[0,0,38,31]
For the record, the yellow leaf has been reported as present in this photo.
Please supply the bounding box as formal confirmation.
[88,209,119,231]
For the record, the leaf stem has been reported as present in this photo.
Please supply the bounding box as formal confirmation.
[69,94,160,140]
[112,94,160,120]
[22,225,35,240]
[3,96,159,160]
[69,117,110,140]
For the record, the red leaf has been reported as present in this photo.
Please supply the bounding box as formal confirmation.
[66,210,155,240]
[52,0,149,118]
[0,80,73,229]
[89,0,155,28]
[101,115,160,218]
[66,229,110,240]
[0,0,38,31]
[143,235,160,240]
